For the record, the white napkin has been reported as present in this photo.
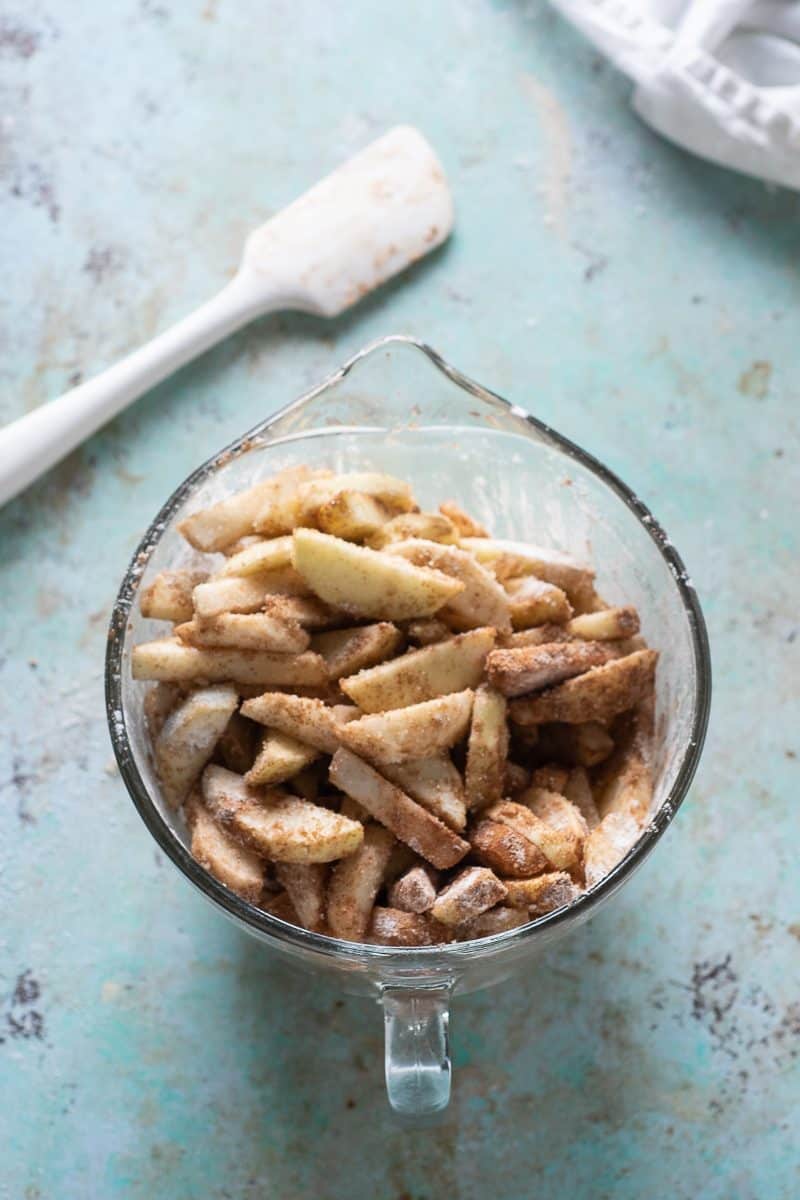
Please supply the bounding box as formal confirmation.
[550,0,800,189]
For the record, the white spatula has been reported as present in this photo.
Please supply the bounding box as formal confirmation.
[0,126,453,507]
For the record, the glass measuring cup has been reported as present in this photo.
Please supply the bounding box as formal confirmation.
[106,335,710,1116]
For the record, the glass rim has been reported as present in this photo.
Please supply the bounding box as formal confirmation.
[105,334,712,966]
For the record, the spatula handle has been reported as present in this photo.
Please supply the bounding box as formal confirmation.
[0,270,265,508]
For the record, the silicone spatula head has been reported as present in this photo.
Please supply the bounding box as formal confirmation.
[241,125,454,317]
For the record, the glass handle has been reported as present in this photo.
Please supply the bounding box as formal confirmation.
[381,982,452,1116]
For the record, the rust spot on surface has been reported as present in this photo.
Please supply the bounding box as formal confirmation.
[573,241,607,281]
[0,18,41,58]
[1,970,45,1045]
[748,913,773,937]
[679,953,800,1075]
[2,755,37,824]
[584,254,607,282]
[10,162,60,223]
[690,955,737,1026]
[738,360,771,399]
[83,246,123,284]
[13,972,40,1006]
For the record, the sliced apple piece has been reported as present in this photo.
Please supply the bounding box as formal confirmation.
[262,594,343,630]
[583,812,640,888]
[340,628,494,712]
[329,748,470,869]
[312,622,403,681]
[593,701,654,824]
[387,539,511,633]
[438,500,488,538]
[464,685,508,811]
[202,765,363,863]
[566,605,640,641]
[193,568,309,618]
[430,867,507,928]
[404,618,451,646]
[141,570,208,622]
[143,682,182,739]
[508,650,658,726]
[274,863,327,931]
[132,639,327,686]
[519,787,588,857]
[564,766,600,830]
[387,864,439,914]
[381,755,467,831]
[456,906,529,939]
[218,535,294,578]
[178,479,279,552]
[367,907,446,946]
[296,472,415,524]
[468,819,549,879]
[503,872,579,914]
[500,624,572,649]
[245,730,321,786]
[240,691,357,753]
[292,529,463,620]
[154,684,238,807]
[460,537,596,609]
[486,640,617,698]
[222,534,266,557]
[251,465,333,536]
[340,690,474,764]
[185,793,265,903]
[326,822,396,941]
[504,575,572,629]
[174,611,309,654]
[484,799,582,871]
[367,511,458,549]
[316,490,391,541]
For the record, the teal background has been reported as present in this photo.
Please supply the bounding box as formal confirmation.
[1,2,798,1197]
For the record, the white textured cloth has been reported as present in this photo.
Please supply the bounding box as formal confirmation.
[551,0,800,189]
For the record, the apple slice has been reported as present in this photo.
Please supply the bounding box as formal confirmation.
[340,627,494,712]
[340,690,474,764]
[292,529,463,620]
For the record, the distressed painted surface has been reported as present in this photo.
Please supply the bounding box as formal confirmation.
[0,1,798,1197]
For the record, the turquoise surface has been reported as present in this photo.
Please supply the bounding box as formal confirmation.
[1,2,798,1197]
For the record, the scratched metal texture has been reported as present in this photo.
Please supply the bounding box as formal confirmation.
[0,1,798,1197]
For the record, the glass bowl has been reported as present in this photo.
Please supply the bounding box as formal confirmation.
[106,335,711,1116]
